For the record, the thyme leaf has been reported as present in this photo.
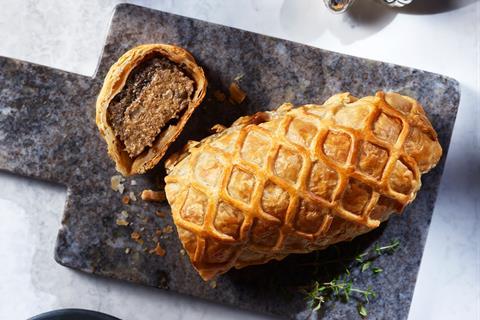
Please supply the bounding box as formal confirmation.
[304,239,400,318]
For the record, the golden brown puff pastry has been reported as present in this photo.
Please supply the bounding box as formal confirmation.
[96,44,207,176]
[164,92,442,281]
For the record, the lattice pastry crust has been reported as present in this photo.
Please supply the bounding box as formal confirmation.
[165,92,442,280]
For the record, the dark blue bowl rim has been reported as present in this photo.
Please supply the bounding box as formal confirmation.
[29,308,121,320]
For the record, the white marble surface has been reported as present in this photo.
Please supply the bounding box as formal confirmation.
[0,1,479,319]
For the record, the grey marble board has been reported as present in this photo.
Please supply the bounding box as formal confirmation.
[0,4,459,319]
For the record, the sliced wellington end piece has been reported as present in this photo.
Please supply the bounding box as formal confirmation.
[96,44,207,176]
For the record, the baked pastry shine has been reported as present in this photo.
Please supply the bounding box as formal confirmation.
[96,44,207,176]
[164,92,442,280]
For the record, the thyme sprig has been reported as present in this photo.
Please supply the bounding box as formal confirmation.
[374,239,400,256]
[304,239,400,318]
[356,239,400,273]
[300,239,400,273]
[306,276,377,312]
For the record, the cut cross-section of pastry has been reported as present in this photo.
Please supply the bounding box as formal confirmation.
[165,91,442,281]
[96,44,207,176]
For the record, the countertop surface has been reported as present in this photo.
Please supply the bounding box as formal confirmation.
[0,1,478,320]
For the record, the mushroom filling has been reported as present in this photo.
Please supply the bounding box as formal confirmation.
[107,55,194,158]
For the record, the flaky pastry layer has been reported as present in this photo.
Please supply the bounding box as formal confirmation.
[96,44,207,175]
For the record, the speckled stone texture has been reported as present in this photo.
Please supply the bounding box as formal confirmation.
[0,4,459,319]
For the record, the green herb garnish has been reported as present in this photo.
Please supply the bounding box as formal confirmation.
[304,239,400,318]
[374,239,400,255]
[372,267,383,274]
[358,304,368,318]
[361,261,372,272]
[306,276,376,311]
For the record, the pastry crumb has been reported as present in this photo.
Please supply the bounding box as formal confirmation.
[149,242,166,256]
[116,219,129,226]
[228,82,246,104]
[130,179,137,186]
[209,280,217,289]
[129,191,137,202]
[155,210,166,218]
[213,90,226,102]
[141,189,166,202]
[131,231,144,245]
[111,175,125,193]
[120,210,129,218]
[155,229,163,236]
[131,231,141,239]
[179,249,186,256]
[163,225,173,234]
[125,248,131,254]
[122,194,130,204]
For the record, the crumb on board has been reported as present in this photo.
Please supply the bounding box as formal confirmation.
[155,229,163,237]
[121,210,129,218]
[234,73,244,81]
[131,231,144,245]
[179,249,186,256]
[163,225,173,234]
[125,248,131,254]
[149,242,166,257]
[111,175,125,194]
[122,194,130,204]
[116,219,129,226]
[209,280,217,289]
[130,179,137,186]
[141,189,166,202]
[155,210,166,218]
[131,231,141,240]
[129,191,137,202]
[213,90,226,102]
[228,82,246,104]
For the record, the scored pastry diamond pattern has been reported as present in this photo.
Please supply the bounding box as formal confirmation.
[171,93,423,270]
